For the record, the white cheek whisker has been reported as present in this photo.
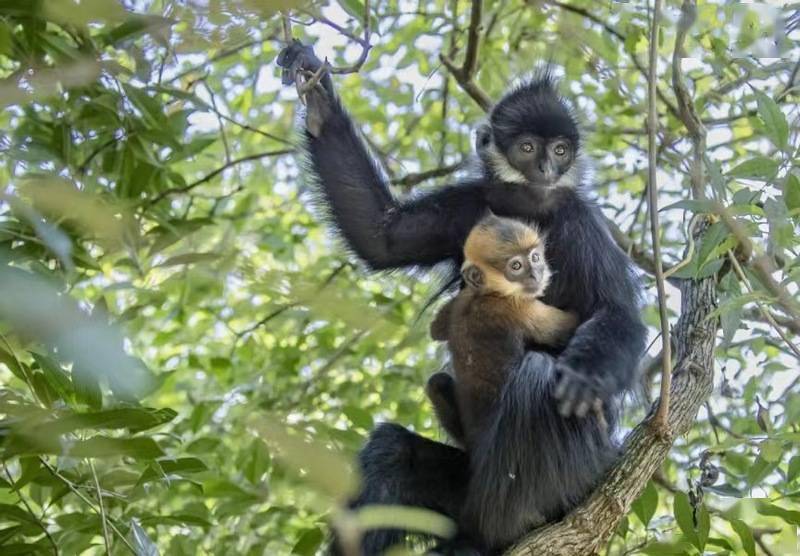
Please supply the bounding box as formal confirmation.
[486,144,528,185]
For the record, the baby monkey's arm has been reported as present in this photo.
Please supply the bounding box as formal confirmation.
[521,301,579,348]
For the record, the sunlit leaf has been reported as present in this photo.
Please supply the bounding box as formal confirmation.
[729,518,755,556]
[631,481,658,528]
[673,492,701,550]
[754,90,789,150]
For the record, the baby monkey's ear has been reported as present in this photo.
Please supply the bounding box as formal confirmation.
[462,264,484,289]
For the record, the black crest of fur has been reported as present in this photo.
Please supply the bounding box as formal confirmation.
[489,70,580,151]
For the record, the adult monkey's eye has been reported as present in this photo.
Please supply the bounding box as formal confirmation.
[530,252,540,263]
[509,258,524,272]
[553,143,568,156]
[520,142,535,153]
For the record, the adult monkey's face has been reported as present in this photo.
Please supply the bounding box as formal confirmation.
[478,72,582,189]
[503,134,575,185]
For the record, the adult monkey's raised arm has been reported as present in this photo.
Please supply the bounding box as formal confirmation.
[277,40,486,271]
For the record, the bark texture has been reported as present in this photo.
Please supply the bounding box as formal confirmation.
[507,273,718,556]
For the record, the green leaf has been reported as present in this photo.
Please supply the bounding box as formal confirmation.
[660,199,718,213]
[343,405,374,430]
[727,157,779,180]
[131,518,159,556]
[244,440,271,485]
[705,483,744,498]
[631,481,659,528]
[729,518,755,556]
[759,440,783,463]
[706,536,734,550]
[156,252,221,267]
[72,365,103,410]
[747,457,779,487]
[122,84,169,129]
[754,90,789,149]
[0,504,42,525]
[32,353,74,403]
[73,437,160,459]
[784,174,800,212]
[788,455,800,483]
[616,515,629,539]
[355,504,455,538]
[0,344,28,382]
[696,504,710,551]
[673,491,700,550]
[291,527,324,556]
[639,540,694,555]
[757,501,800,525]
[137,457,208,485]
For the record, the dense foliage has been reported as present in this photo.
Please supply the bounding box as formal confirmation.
[0,1,798,554]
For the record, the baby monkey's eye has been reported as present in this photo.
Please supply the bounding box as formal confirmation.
[508,257,524,273]
[553,143,568,156]
[520,142,535,153]
[530,252,540,263]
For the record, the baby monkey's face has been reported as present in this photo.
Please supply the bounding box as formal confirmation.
[501,243,550,298]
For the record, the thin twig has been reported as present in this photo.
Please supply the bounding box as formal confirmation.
[281,12,292,43]
[214,111,295,145]
[166,37,276,85]
[3,463,59,555]
[39,459,136,554]
[715,203,800,328]
[671,0,706,200]
[296,1,373,75]
[145,149,294,207]
[743,307,800,336]
[439,0,492,112]
[203,81,231,164]
[646,0,672,436]
[88,459,112,553]
[726,251,800,360]
[390,161,463,188]
[551,1,680,120]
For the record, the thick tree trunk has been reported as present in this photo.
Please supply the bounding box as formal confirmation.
[507,272,718,555]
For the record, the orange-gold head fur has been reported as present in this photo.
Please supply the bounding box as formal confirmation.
[462,214,550,299]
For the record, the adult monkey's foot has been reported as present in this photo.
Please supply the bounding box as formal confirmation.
[276,39,334,137]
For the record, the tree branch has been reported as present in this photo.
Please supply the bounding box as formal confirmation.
[439,0,493,112]
[144,149,293,208]
[295,0,373,75]
[646,0,672,435]
[508,228,718,555]
[505,3,722,552]
[550,1,680,120]
[390,161,463,189]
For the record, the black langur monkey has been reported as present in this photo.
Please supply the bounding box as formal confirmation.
[278,41,646,554]
[428,214,578,450]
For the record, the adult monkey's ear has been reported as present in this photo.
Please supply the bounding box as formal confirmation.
[461,264,484,289]
[475,122,492,152]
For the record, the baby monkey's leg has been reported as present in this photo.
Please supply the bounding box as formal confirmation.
[426,370,466,445]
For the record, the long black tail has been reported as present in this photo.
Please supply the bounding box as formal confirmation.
[461,352,619,552]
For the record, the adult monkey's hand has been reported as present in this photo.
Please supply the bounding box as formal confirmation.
[277,39,334,137]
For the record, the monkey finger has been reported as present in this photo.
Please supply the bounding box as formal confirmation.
[554,375,569,400]
[574,398,591,418]
[557,381,581,416]
[277,40,307,84]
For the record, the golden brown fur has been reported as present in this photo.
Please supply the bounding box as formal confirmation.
[428,214,578,447]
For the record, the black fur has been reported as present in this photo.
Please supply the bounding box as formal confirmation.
[488,70,580,152]
[278,42,646,554]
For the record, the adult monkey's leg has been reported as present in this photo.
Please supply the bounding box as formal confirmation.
[332,423,470,555]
